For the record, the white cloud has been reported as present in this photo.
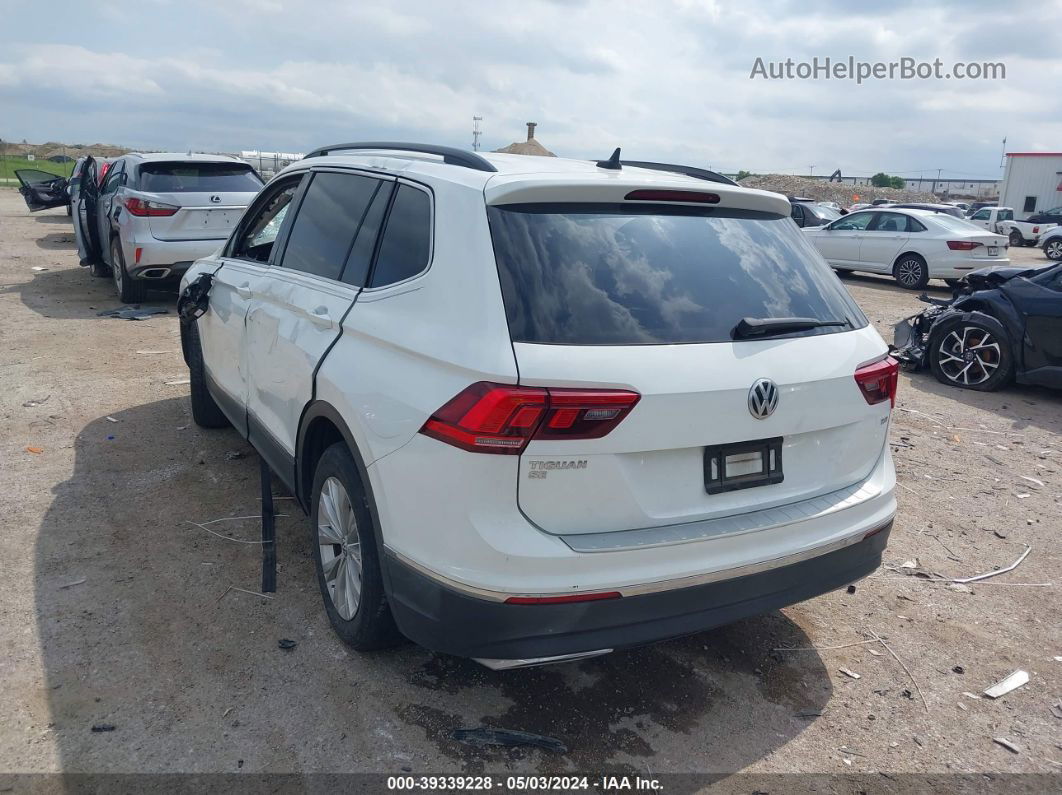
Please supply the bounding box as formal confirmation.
[0,0,1058,177]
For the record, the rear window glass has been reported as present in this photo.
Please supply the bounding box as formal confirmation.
[137,163,263,193]
[930,214,984,233]
[487,204,867,345]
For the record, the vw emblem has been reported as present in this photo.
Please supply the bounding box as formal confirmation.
[209,194,222,203]
[748,378,779,419]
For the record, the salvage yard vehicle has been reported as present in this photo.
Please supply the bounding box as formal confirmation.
[1041,226,1062,261]
[789,198,841,228]
[888,202,965,219]
[78,153,263,302]
[13,167,71,212]
[893,263,1062,391]
[179,142,898,669]
[802,207,1009,289]
[967,206,1057,247]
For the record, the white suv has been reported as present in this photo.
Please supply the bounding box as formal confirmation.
[179,143,898,669]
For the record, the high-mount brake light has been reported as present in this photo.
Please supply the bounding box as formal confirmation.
[123,197,179,217]
[420,382,640,454]
[854,356,899,407]
[624,189,720,203]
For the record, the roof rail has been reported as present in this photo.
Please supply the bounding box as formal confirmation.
[303,141,497,173]
[620,160,737,186]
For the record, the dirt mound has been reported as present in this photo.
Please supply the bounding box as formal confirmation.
[739,173,937,207]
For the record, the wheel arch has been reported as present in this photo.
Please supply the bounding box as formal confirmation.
[296,400,398,597]
[892,250,927,269]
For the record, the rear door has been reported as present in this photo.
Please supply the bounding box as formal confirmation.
[14,169,69,211]
[200,174,305,432]
[74,157,102,262]
[486,202,889,535]
[133,161,263,241]
[858,211,910,269]
[243,169,393,482]
[1004,268,1062,388]
[95,159,126,263]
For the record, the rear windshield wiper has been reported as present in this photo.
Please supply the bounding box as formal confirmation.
[732,316,850,340]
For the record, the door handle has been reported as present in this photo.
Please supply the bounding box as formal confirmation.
[235,283,252,299]
[309,306,333,328]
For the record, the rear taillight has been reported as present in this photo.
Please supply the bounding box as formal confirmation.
[123,197,179,217]
[625,189,720,203]
[420,382,640,454]
[947,240,982,251]
[854,356,899,407]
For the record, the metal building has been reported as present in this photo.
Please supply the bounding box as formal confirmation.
[1000,153,1062,216]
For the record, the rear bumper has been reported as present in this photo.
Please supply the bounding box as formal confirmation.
[928,253,1009,277]
[384,521,891,660]
[121,236,224,279]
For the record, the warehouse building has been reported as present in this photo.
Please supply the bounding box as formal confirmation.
[1000,152,1062,216]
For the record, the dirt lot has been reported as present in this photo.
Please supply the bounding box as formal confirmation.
[1,190,1059,789]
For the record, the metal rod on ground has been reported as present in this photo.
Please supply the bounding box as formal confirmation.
[260,458,276,593]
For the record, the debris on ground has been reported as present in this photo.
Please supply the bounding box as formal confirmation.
[31,266,48,271]
[278,639,297,650]
[953,546,1032,584]
[984,670,1029,699]
[105,416,118,423]
[839,667,861,680]
[225,451,245,460]
[165,378,190,386]
[22,396,50,407]
[453,728,567,753]
[90,724,116,733]
[58,578,86,589]
[97,306,169,320]
[24,446,43,454]
[992,737,1021,754]
[216,585,274,602]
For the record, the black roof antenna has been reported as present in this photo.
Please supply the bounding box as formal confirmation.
[596,147,622,170]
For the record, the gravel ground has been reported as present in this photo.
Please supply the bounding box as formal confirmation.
[1,191,1059,789]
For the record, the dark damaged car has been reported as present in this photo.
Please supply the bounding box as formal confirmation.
[893,264,1062,391]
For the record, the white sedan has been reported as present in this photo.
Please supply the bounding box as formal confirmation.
[802,207,1009,289]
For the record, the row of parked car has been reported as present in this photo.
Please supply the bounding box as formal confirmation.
[16,153,263,301]
[14,143,1060,668]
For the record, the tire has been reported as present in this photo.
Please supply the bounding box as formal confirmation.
[66,204,72,217]
[929,316,1014,392]
[1045,238,1062,261]
[310,443,400,651]
[111,237,147,303]
[1008,229,1023,247]
[893,254,929,290]
[186,322,229,429]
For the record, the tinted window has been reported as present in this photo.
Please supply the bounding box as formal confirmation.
[369,185,432,287]
[138,163,263,193]
[870,212,905,232]
[814,205,841,222]
[100,162,124,194]
[830,212,873,231]
[906,216,928,232]
[281,172,382,281]
[487,204,866,345]
[1023,196,1037,213]
[998,209,1014,221]
[341,183,392,287]
[233,178,301,263]
[971,208,991,220]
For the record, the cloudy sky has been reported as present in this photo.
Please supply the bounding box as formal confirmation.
[1,0,1059,179]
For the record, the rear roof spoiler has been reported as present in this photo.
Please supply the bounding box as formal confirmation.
[620,161,738,186]
[303,141,497,173]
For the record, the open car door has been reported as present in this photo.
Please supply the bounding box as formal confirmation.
[75,157,103,263]
[15,169,70,212]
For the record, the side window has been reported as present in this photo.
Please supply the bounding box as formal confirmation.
[232,177,302,263]
[369,184,432,288]
[829,212,873,231]
[1023,196,1037,213]
[906,216,927,232]
[790,204,804,225]
[869,212,904,232]
[280,172,383,281]
[340,183,392,287]
[100,162,124,195]
[971,208,990,221]
[998,209,1014,221]
[1045,206,1062,216]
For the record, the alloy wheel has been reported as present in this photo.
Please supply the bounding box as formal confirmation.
[1046,240,1062,261]
[936,326,1001,387]
[317,476,363,620]
[111,240,123,293]
[896,258,924,288]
